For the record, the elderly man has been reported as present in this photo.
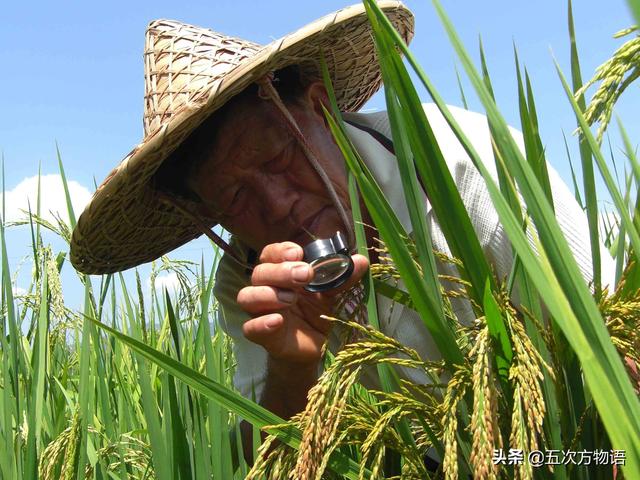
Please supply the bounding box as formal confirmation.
[70,1,613,462]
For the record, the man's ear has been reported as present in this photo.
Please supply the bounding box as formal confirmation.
[304,81,332,125]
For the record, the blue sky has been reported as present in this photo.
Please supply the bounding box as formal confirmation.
[1,0,638,308]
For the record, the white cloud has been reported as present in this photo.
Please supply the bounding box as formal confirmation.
[12,286,27,297]
[150,272,181,294]
[1,174,92,225]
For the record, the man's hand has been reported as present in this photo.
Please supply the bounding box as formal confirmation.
[237,241,369,368]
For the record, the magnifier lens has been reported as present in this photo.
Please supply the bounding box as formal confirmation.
[302,232,354,293]
[309,254,352,286]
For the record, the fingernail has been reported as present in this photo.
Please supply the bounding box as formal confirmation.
[276,289,296,304]
[292,265,311,283]
[265,315,282,328]
[284,247,300,261]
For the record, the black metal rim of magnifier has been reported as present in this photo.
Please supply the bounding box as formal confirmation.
[304,255,354,293]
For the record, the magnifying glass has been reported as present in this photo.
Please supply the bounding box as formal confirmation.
[302,231,354,293]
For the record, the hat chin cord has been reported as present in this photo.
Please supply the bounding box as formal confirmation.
[159,73,356,271]
[156,190,253,269]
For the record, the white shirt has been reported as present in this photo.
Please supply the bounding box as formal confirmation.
[213,103,615,400]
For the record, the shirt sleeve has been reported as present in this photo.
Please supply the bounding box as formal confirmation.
[213,241,268,401]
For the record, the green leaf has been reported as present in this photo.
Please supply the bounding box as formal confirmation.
[482,281,512,379]
[25,258,49,480]
[372,279,414,310]
[89,316,367,479]
[627,0,640,27]
[56,143,77,230]
[568,0,602,293]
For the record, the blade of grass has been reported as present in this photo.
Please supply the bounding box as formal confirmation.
[512,51,566,474]
[196,259,232,480]
[455,65,469,109]
[24,258,48,480]
[56,143,77,229]
[367,1,510,401]
[89,316,368,480]
[364,13,448,318]
[119,273,173,480]
[0,166,23,479]
[564,131,585,208]
[375,22,495,309]
[568,0,602,293]
[371,279,413,309]
[517,61,554,206]
[555,62,640,265]
[627,0,640,27]
[617,117,640,192]
[75,284,94,480]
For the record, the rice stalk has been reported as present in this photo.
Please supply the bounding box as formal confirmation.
[440,366,470,480]
[293,365,360,480]
[38,408,82,480]
[248,317,446,479]
[505,298,551,480]
[357,395,431,479]
[599,272,640,365]
[469,326,502,480]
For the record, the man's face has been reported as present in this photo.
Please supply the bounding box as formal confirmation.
[189,82,352,252]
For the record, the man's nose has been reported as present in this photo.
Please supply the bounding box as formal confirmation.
[254,175,298,224]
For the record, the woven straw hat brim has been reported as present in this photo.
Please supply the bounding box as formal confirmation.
[70,1,414,274]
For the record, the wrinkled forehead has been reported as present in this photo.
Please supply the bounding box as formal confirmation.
[198,93,293,173]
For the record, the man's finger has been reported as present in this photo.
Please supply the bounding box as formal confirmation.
[251,261,313,287]
[242,313,285,354]
[237,285,297,314]
[242,313,326,363]
[259,241,303,264]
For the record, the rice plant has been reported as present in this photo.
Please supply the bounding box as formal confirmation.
[1,0,639,479]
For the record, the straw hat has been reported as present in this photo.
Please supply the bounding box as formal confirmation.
[70,1,414,274]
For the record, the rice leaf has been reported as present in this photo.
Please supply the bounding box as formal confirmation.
[370,17,444,311]
[563,132,585,208]
[568,0,602,293]
[628,0,640,27]
[555,62,640,264]
[372,9,495,310]
[482,281,512,379]
[89,316,367,479]
[25,258,49,479]
[55,143,77,229]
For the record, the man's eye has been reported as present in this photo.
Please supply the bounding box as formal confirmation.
[213,186,244,218]
[265,142,294,174]
[223,188,246,217]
